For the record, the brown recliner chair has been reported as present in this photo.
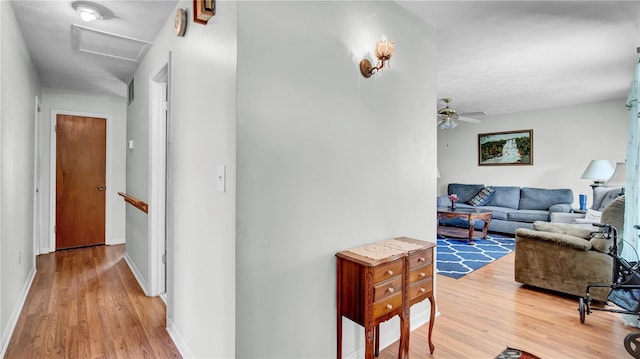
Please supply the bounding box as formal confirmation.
[514,195,624,301]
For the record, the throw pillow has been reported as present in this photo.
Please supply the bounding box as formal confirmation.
[584,209,602,222]
[466,187,495,207]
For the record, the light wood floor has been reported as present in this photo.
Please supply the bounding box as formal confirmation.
[6,244,638,358]
[4,245,181,359]
[380,251,638,359]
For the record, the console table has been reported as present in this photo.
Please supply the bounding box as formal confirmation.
[336,237,435,358]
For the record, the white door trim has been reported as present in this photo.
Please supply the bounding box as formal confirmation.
[33,96,41,256]
[148,54,170,296]
[49,110,112,252]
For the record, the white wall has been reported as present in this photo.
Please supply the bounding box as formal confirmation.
[236,2,437,358]
[39,88,127,253]
[0,1,40,354]
[437,98,628,207]
[126,0,237,357]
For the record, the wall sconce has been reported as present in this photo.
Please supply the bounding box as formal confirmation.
[359,36,394,78]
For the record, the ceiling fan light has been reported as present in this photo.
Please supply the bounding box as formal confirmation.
[438,119,458,130]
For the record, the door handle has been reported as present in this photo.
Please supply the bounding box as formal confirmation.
[98,186,105,191]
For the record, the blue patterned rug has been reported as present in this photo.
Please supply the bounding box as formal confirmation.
[437,234,515,279]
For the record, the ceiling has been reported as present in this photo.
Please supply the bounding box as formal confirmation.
[10,0,178,98]
[9,1,640,116]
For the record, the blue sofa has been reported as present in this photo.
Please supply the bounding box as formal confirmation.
[437,183,574,234]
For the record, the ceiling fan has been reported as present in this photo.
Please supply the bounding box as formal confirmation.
[437,98,486,130]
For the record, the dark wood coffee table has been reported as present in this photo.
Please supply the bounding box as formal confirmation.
[437,207,492,244]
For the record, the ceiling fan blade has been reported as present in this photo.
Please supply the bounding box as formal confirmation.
[457,116,482,124]
[460,111,487,117]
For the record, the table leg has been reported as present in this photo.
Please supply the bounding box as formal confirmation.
[336,259,342,359]
[482,218,490,239]
[468,215,474,244]
[374,324,379,357]
[365,324,374,359]
[428,296,436,353]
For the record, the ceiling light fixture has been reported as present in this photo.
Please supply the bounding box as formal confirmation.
[72,1,104,22]
[360,36,394,78]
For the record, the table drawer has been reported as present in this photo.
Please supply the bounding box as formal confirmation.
[408,278,433,301]
[372,292,402,319]
[408,249,432,268]
[373,276,402,302]
[408,264,433,284]
[372,259,403,284]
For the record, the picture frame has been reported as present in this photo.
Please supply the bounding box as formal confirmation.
[193,0,215,25]
[478,129,533,166]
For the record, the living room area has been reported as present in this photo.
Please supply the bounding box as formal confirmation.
[427,1,639,358]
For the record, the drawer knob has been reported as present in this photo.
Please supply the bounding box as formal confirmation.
[420,272,426,277]
[420,288,426,293]
[386,304,393,310]
[419,257,426,262]
[387,270,394,275]
[388,287,394,293]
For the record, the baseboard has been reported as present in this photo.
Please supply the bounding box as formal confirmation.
[167,319,195,358]
[107,237,126,245]
[0,267,36,357]
[344,309,440,359]
[123,252,150,296]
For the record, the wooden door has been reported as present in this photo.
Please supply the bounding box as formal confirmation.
[56,114,106,250]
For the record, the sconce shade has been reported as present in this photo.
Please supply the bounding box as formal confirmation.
[604,162,626,187]
[375,36,394,60]
[580,160,614,185]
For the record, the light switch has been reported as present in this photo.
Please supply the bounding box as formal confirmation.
[128,140,134,150]
[217,165,226,193]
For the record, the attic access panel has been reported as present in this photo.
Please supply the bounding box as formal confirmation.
[71,24,151,62]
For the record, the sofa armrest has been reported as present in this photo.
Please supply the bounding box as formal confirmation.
[437,196,450,207]
[549,203,572,213]
[550,212,584,224]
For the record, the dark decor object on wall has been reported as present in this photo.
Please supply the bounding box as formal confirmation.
[478,129,533,166]
[193,0,215,25]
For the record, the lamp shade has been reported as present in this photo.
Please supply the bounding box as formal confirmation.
[605,162,626,187]
[580,160,614,182]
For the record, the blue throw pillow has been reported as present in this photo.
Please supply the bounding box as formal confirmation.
[466,187,495,207]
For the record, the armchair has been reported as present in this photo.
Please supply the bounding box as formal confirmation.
[514,195,625,301]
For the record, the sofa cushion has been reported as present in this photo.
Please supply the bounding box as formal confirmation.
[507,210,549,223]
[519,187,573,210]
[532,221,592,239]
[601,195,625,234]
[479,206,514,220]
[515,228,592,251]
[448,183,485,203]
[485,186,521,209]
[466,187,495,207]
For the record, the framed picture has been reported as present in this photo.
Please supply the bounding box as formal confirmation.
[478,129,533,166]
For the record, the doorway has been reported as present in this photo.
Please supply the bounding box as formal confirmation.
[55,114,106,250]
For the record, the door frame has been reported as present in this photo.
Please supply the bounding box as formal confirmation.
[148,54,171,297]
[49,110,112,252]
[33,96,41,255]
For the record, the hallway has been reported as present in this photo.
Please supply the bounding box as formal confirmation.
[4,245,180,358]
